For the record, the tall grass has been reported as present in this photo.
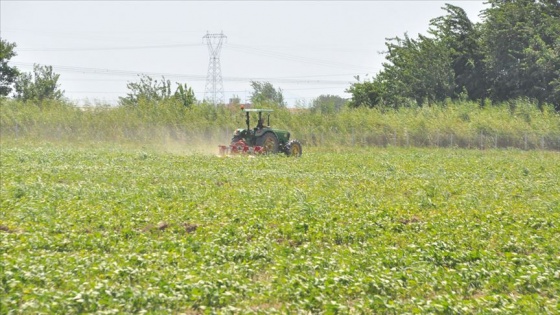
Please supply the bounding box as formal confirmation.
[1,98,559,150]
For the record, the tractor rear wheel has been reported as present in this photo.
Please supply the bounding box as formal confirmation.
[285,140,302,157]
[256,132,279,154]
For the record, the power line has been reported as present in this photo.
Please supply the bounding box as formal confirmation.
[58,73,361,82]
[16,40,377,72]
[11,62,207,80]
[226,43,377,72]
[12,61,358,84]
[17,43,203,52]
[65,85,347,94]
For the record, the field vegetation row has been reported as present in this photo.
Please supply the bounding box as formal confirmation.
[1,142,559,313]
[1,99,559,151]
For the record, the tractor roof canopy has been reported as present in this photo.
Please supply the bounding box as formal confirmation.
[243,109,274,113]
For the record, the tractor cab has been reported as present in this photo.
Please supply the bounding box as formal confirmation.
[250,109,272,132]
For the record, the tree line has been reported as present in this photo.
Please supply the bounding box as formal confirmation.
[1,0,559,111]
[0,41,284,109]
[0,40,65,103]
[347,0,560,110]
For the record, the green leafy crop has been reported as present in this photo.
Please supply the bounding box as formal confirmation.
[1,144,559,313]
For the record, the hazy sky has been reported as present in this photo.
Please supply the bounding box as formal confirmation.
[1,1,488,106]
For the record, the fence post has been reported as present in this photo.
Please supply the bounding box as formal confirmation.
[450,134,453,148]
[524,133,528,150]
[406,130,410,148]
[404,128,410,148]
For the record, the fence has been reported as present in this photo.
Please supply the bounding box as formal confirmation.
[5,124,560,151]
[294,128,560,151]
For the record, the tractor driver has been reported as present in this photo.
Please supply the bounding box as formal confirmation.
[256,118,265,129]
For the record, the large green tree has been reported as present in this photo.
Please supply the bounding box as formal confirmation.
[482,0,560,106]
[14,64,64,102]
[383,33,455,106]
[311,94,347,114]
[346,7,473,108]
[430,4,486,101]
[347,32,456,108]
[348,1,560,110]
[250,81,286,107]
[0,39,19,96]
[119,74,196,107]
[346,75,386,108]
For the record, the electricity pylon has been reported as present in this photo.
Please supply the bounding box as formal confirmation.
[203,32,226,106]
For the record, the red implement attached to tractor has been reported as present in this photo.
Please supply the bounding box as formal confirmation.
[218,139,265,156]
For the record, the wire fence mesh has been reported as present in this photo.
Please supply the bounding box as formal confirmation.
[294,128,560,151]
[5,124,560,151]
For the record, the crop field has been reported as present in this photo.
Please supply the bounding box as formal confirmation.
[1,142,559,314]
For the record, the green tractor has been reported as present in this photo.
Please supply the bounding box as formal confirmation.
[219,108,302,157]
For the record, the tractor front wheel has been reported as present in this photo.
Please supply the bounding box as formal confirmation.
[285,140,302,157]
[256,132,279,154]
